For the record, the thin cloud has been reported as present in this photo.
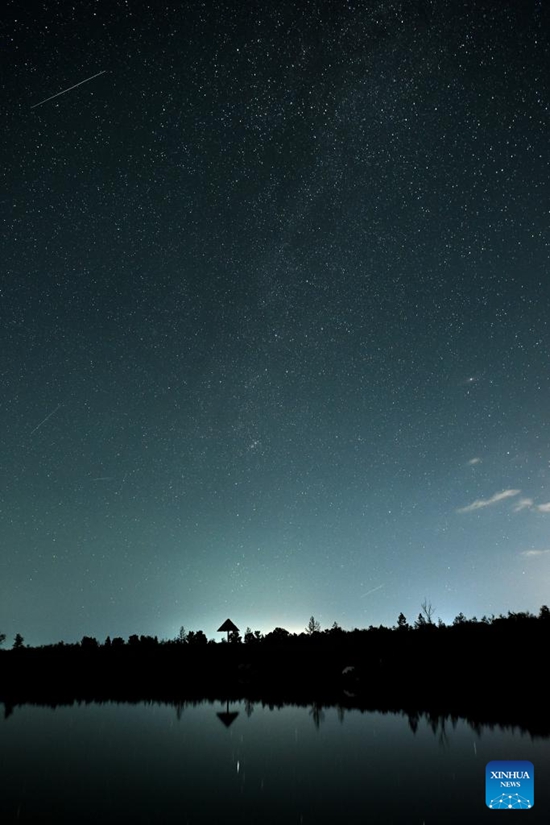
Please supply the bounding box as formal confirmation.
[536,503,550,513]
[513,497,534,513]
[457,489,521,513]
[467,457,482,465]
[521,549,550,557]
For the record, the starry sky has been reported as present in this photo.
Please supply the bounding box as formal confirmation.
[2,0,549,646]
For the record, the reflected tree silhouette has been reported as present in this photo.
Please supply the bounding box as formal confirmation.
[309,703,325,729]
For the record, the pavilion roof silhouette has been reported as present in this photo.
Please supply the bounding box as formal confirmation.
[217,618,239,632]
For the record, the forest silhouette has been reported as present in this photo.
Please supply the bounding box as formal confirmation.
[1,605,548,733]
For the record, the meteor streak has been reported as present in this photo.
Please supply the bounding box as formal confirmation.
[360,584,384,598]
[31,70,106,109]
[29,405,61,435]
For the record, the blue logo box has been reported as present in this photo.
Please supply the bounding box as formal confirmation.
[486,761,534,809]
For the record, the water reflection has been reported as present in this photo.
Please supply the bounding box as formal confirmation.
[1,699,548,824]
[4,695,550,740]
[216,698,240,728]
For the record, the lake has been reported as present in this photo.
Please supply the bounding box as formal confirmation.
[1,700,548,823]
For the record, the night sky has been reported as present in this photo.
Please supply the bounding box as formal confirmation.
[2,0,549,646]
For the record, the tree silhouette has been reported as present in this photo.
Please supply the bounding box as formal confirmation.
[325,621,343,637]
[187,630,207,645]
[81,636,99,649]
[414,613,427,629]
[13,633,24,649]
[0,633,5,647]
[420,599,435,624]
[396,613,409,631]
[306,616,321,634]
[267,627,290,642]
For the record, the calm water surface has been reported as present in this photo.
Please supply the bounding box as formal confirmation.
[1,700,548,823]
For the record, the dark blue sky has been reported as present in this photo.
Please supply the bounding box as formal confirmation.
[2,0,549,645]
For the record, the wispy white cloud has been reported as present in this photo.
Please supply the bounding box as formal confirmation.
[510,498,550,514]
[513,497,534,513]
[467,457,482,465]
[457,489,521,514]
[521,549,550,557]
